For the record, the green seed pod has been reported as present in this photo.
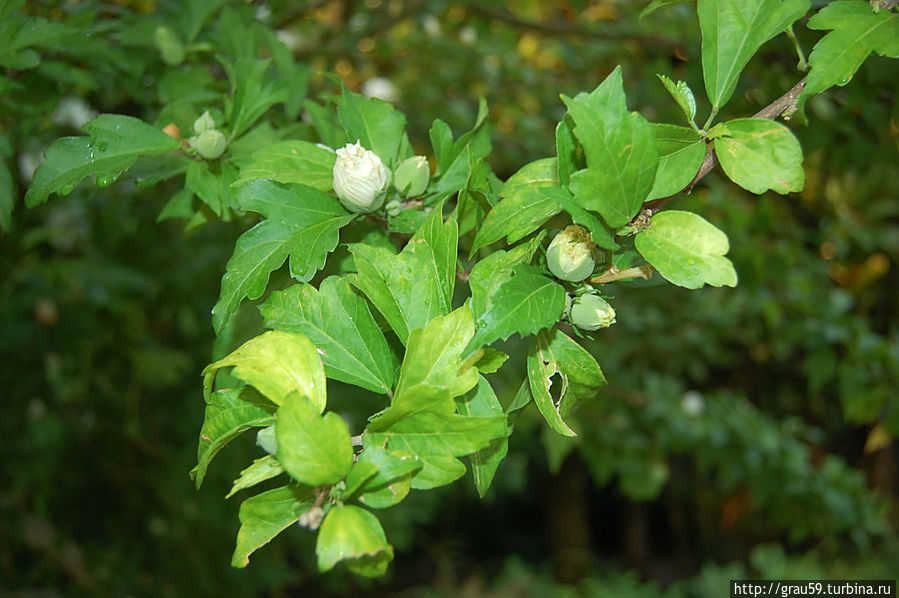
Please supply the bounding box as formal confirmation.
[393,155,430,196]
[191,129,227,160]
[256,425,277,455]
[546,225,596,282]
[569,294,616,331]
[154,26,185,66]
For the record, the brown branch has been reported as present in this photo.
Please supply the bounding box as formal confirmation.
[589,265,653,285]
[643,77,807,215]
[466,4,682,49]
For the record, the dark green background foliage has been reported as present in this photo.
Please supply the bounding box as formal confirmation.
[1,0,897,595]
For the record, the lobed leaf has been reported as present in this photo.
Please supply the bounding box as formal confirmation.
[232,140,336,189]
[232,485,315,568]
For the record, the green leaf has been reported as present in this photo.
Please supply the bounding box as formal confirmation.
[364,405,508,489]
[316,505,394,576]
[232,140,336,190]
[563,68,658,228]
[640,0,694,18]
[465,264,567,356]
[185,161,230,217]
[635,210,738,289]
[455,376,510,497]
[474,348,509,375]
[546,185,618,250]
[223,57,287,138]
[391,306,481,411]
[276,393,354,486]
[226,456,285,499]
[714,118,804,194]
[657,74,698,125]
[338,88,406,166]
[469,236,543,320]
[471,158,562,252]
[410,207,459,311]
[799,1,899,108]
[0,158,13,231]
[555,120,580,188]
[528,329,606,437]
[212,180,353,334]
[349,236,451,345]
[232,485,314,568]
[259,277,398,394]
[191,387,275,488]
[203,330,327,410]
[647,124,707,200]
[348,445,422,508]
[697,0,810,112]
[25,115,181,207]
[430,97,491,193]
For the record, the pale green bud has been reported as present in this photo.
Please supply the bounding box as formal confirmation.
[193,110,216,134]
[190,129,227,159]
[569,294,616,331]
[333,141,391,213]
[256,425,277,455]
[393,155,430,196]
[546,225,596,282]
[154,26,185,66]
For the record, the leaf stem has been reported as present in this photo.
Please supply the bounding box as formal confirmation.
[702,107,719,131]
[589,265,653,284]
[786,25,809,72]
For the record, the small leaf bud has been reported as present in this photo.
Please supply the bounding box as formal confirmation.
[193,110,216,134]
[154,26,185,66]
[569,294,616,331]
[332,141,391,213]
[393,155,430,197]
[546,225,596,282]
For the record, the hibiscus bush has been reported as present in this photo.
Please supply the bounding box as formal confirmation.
[3,0,898,595]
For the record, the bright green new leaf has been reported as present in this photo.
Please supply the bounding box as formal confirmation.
[276,393,354,486]
[226,455,285,499]
[555,120,580,188]
[548,185,618,250]
[212,180,353,334]
[185,160,235,217]
[410,207,459,310]
[364,405,508,489]
[316,505,394,576]
[647,124,706,200]
[338,88,406,166]
[393,306,481,405]
[714,118,804,194]
[259,277,398,394]
[468,236,542,320]
[0,158,13,231]
[191,387,275,488]
[203,330,327,410]
[527,329,607,437]
[465,264,567,356]
[563,68,658,228]
[25,114,181,207]
[471,158,562,252]
[232,485,315,568]
[698,0,810,112]
[474,348,509,375]
[430,97,490,193]
[658,74,698,125]
[799,1,899,109]
[232,140,336,189]
[349,238,450,345]
[635,210,738,289]
[455,376,510,497]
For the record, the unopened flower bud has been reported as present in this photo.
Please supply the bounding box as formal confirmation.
[546,225,596,282]
[333,141,391,213]
[256,425,278,455]
[569,294,616,331]
[393,155,430,196]
[154,26,185,66]
[191,129,227,159]
[193,111,216,134]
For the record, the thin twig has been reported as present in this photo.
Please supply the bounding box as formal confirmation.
[589,265,653,285]
[643,77,807,215]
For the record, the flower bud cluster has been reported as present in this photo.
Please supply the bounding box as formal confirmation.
[188,111,227,159]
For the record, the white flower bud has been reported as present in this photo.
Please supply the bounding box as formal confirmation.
[546,225,596,282]
[332,141,391,213]
[393,155,430,196]
[569,294,616,331]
